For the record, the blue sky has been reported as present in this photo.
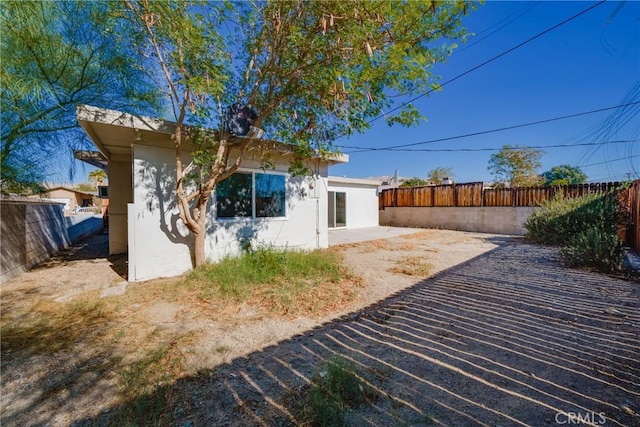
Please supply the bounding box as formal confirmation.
[330,0,640,183]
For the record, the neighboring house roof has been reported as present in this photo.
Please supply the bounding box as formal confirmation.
[76,104,348,165]
[328,176,382,187]
[45,185,96,198]
[0,196,66,205]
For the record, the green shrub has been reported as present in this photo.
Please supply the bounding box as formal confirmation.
[524,191,620,245]
[560,227,624,272]
[524,189,628,273]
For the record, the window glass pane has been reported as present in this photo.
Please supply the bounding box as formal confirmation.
[255,173,285,217]
[216,173,252,217]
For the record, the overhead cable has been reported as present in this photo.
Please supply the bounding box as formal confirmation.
[339,101,640,152]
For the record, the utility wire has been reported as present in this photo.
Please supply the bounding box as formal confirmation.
[344,139,638,153]
[455,1,540,54]
[340,0,607,135]
[580,154,640,168]
[339,101,640,152]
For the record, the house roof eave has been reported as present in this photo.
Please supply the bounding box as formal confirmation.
[76,104,348,166]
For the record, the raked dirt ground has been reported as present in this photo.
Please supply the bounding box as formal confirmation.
[2,228,639,426]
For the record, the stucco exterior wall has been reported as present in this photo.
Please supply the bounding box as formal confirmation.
[129,144,330,281]
[327,181,379,229]
[108,159,132,254]
[1,200,103,284]
[379,206,536,236]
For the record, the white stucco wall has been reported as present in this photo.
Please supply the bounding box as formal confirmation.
[327,177,380,229]
[109,159,133,254]
[130,144,330,281]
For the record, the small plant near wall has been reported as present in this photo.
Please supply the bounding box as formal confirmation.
[524,187,630,273]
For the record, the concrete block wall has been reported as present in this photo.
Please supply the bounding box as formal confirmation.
[24,203,70,270]
[1,203,26,284]
[1,200,103,284]
[379,206,537,236]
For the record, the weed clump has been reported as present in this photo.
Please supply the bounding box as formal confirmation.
[298,357,378,426]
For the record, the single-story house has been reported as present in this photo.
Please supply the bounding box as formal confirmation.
[44,185,96,214]
[327,176,381,229]
[77,105,379,281]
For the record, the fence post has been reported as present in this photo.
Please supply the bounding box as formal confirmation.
[453,183,458,207]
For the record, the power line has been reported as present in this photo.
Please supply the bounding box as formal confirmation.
[341,0,606,134]
[338,101,640,152]
[345,139,638,153]
[453,2,541,54]
[580,154,640,168]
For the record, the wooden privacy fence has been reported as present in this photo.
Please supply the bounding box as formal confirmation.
[379,181,626,209]
[627,179,640,254]
[379,180,640,254]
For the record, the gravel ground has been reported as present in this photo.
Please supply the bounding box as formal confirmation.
[2,229,639,426]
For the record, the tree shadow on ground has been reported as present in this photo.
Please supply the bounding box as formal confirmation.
[30,231,128,281]
[71,238,640,426]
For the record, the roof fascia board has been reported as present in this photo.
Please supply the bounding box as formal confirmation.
[77,104,348,165]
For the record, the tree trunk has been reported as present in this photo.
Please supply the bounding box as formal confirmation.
[192,195,210,267]
[194,229,206,267]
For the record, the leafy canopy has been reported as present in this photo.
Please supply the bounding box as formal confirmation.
[119,0,475,155]
[116,0,476,266]
[0,0,158,194]
[488,145,544,187]
[541,164,587,186]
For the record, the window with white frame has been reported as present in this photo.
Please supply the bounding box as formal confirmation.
[215,171,286,218]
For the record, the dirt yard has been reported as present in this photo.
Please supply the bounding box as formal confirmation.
[1,229,639,426]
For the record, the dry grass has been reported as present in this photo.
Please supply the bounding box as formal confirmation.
[1,296,114,356]
[399,231,437,240]
[399,242,418,251]
[389,256,433,277]
[336,239,394,253]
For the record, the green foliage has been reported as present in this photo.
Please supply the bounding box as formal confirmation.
[186,247,343,311]
[488,145,544,187]
[560,228,624,272]
[524,190,628,273]
[541,165,587,186]
[299,357,378,427]
[525,191,620,245]
[88,169,107,187]
[75,183,96,193]
[0,0,158,194]
[427,166,454,184]
[400,177,428,187]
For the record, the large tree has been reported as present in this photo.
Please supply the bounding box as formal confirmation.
[0,0,157,195]
[488,145,544,187]
[118,0,474,266]
[541,164,587,186]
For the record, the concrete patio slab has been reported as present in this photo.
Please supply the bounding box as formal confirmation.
[328,226,426,246]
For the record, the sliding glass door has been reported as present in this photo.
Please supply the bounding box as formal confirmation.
[328,191,346,228]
